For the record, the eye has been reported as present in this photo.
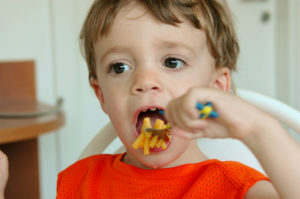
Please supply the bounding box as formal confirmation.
[164,57,185,69]
[109,62,130,74]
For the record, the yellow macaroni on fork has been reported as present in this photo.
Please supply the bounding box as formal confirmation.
[132,117,171,155]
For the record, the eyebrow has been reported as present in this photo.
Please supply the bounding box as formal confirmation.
[100,41,196,63]
[154,40,197,56]
[100,46,131,63]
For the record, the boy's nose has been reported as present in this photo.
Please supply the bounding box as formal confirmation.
[131,70,162,94]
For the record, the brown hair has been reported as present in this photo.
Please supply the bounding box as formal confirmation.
[80,0,239,80]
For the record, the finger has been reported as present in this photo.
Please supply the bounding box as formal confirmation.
[0,150,9,192]
[198,120,228,138]
[189,120,208,131]
[170,126,192,139]
[182,101,199,120]
[167,101,178,123]
[164,101,176,124]
[174,129,204,139]
[167,104,209,137]
[169,108,183,129]
[0,151,8,173]
[170,108,199,133]
[172,108,191,130]
[171,125,205,140]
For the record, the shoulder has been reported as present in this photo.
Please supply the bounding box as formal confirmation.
[215,161,270,197]
[56,154,119,197]
[217,161,279,199]
[59,154,115,177]
[218,161,268,183]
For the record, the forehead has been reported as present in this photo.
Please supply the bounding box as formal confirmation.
[94,2,208,58]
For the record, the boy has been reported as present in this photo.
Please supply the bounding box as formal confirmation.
[57,0,300,198]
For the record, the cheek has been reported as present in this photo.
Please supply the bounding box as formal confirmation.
[102,89,127,118]
[100,88,114,113]
[175,73,212,93]
[183,62,215,84]
[102,92,115,112]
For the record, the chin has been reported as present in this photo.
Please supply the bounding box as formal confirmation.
[137,149,184,169]
[124,134,192,169]
[141,158,171,169]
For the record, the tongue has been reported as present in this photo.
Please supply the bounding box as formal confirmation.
[136,111,165,134]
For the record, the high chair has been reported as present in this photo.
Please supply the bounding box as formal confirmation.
[79,89,300,172]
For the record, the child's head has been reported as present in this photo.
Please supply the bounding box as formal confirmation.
[81,0,239,81]
[80,0,239,168]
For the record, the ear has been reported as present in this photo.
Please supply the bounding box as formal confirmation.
[212,67,231,92]
[90,78,107,113]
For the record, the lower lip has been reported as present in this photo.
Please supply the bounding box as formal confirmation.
[133,126,172,154]
[149,138,172,153]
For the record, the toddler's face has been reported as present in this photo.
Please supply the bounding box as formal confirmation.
[92,2,227,168]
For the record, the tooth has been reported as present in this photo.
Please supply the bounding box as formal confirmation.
[150,108,157,111]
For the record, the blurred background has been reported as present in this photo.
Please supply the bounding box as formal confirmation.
[0,0,299,198]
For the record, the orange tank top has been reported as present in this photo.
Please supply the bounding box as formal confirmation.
[56,153,268,199]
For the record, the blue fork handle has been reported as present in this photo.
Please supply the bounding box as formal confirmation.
[196,102,218,119]
[158,110,165,115]
[159,102,218,119]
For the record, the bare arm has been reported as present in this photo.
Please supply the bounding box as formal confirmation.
[165,87,300,199]
[242,115,300,199]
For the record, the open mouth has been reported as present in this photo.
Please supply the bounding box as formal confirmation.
[136,107,167,134]
[133,107,172,155]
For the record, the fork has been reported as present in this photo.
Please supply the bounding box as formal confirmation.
[144,102,218,133]
[145,123,172,133]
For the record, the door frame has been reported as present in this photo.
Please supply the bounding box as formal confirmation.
[275,0,300,109]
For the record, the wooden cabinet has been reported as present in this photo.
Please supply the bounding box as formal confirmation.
[0,61,64,199]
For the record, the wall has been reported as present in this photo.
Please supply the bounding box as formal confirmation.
[289,1,300,111]
[288,0,300,142]
[275,0,300,142]
[229,0,276,97]
[49,0,109,169]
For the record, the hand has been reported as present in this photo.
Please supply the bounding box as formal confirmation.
[165,87,270,140]
[0,150,8,199]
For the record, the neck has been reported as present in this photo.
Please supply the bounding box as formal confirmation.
[123,141,208,169]
[166,141,208,168]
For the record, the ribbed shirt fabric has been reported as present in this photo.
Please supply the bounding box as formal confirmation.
[57,153,268,199]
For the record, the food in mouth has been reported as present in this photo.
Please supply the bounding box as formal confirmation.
[132,117,172,155]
